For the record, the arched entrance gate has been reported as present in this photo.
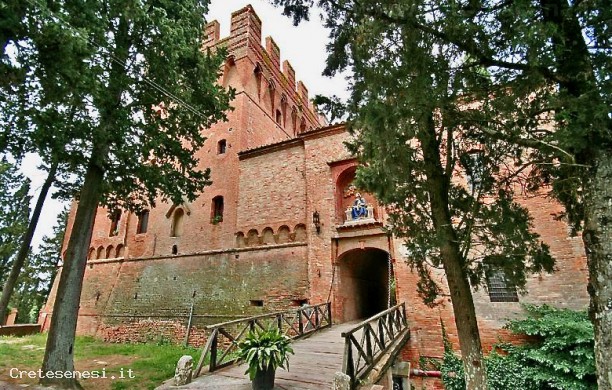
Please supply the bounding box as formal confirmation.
[335,248,391,322]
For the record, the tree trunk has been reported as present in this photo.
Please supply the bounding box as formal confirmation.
[583,150,612,390]
[0,162,57,325]
[538,1,612,386]
[419,115,488,389]
[40,159,103,389]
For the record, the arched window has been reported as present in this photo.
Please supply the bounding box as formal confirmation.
[136,210,149,234]
[171,208,185,237]
[115,244,125,258]
[291,109,298,136]
[218,139,227,154]
[275,109,282,124]
[300,119,306,134]
[211,196,224,223]
[280,95,288,126]
[267,79,276,112]
[254,64,262,99]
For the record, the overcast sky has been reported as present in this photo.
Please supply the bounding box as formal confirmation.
[23,0,349,252]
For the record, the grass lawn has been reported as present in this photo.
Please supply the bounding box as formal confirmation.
[0,334,203,390]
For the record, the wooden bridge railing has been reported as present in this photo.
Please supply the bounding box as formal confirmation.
[194,302,332,377]
[341,303,409,389]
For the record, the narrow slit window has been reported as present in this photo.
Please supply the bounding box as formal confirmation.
[171,208,184,237]
[212,196,224,223]
[218,139,227,154]
[275,109,282,124]
[136,210,149,234]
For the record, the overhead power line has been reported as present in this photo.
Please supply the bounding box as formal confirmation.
[24,0,212,119]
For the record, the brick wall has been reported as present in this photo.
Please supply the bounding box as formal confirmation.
[237,140,306,232]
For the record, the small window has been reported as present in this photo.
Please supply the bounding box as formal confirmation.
[136,210,149,234]
[250,300,264,307]
[218,139,227,154]
[211,196,224,223]
[464,151,484,192]
[172,245,178,255]
[109,210,121,237]
[171,208,184,237]
[486,268,519,302]
[254,65,262,98]
[275,109,282,124]
[292,299,309,307]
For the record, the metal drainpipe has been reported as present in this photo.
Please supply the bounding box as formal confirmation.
[410,369,443,378]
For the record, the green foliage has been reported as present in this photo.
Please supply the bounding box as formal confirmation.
[441,306,596,390]
[505,305,596,389]
[0,159,30,287]
[273,0,610,386]
[3,0,234,212]
[9,207,67,323]
[277,0,556,308]
[237,327,294,381]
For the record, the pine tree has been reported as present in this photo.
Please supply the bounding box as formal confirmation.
[271,0,610,387]
[10,207,67,323]
[3,0,233,387]
[0,159,30,321]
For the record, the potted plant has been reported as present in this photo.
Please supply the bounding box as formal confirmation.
[237,327,294,390]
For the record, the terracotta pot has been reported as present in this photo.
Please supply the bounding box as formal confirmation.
[252,365,276,390]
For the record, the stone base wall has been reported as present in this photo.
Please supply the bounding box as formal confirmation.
[96,318,208,347]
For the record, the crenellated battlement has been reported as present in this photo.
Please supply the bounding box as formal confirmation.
[204,5,324,135]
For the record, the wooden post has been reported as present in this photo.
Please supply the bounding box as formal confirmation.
[298,308,304,336]
[184,302,194,347]
[378,317,386,349]
[365,326,373,362]
[194,328,217,378]
[342,339,355,389]
[209,330,218,372]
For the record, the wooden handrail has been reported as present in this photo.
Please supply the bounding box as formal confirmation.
[194,302,332,378]
[341,303,407,337]
[341,303,409,389]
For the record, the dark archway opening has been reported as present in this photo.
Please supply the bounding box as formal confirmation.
[338,248,389,322]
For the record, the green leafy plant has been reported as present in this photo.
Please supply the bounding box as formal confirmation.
[237,327,294,380]
[441,305,596,390]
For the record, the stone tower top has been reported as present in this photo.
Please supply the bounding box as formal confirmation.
[204,5,325,134]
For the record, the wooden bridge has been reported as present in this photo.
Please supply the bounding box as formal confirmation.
[159,303,409,389]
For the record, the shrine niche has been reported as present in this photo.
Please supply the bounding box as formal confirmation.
[334,164,378,225]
